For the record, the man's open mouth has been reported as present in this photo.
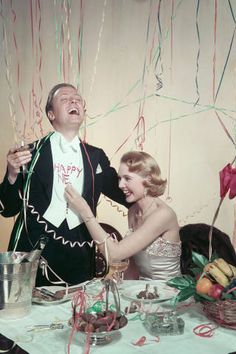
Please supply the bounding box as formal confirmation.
[68,107,79,115]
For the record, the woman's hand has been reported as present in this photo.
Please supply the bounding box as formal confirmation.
[64,184,91,218]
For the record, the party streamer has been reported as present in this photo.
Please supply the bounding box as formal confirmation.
[154,0,164,93]
[87,0,107,104]
[194,0,201,106]
[214,0,236,102]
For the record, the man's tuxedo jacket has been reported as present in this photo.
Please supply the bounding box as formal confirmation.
[0,133,127,286]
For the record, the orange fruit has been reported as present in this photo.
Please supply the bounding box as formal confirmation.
[196,277,213,295]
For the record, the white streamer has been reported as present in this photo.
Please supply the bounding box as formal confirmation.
[87,0,107,104]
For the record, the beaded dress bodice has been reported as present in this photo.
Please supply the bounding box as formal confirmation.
[132,235,181,281]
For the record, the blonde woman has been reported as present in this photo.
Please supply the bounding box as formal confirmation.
[65,151,181,281]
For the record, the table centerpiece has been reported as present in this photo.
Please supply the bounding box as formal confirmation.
[167,251,236,329]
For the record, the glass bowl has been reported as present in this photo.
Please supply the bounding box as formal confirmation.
[78,327,123,345]
[71,311,128,346]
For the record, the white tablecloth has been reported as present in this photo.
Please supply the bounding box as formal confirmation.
[0,281,235,354]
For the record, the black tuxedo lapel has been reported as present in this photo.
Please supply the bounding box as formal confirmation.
[80,141,94,199]
[32,134,54,202]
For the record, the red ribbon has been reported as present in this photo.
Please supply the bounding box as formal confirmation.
[132,336,147,346]
[193,323,218,338]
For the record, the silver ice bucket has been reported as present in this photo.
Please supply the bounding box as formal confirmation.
[0,251,40,319]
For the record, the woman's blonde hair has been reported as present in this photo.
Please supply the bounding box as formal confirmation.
[120,151,167,197]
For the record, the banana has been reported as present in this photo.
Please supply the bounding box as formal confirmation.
[202,258,236,288]
[213,258,234,278]
[204,262,230,287]
[228,264,236,277]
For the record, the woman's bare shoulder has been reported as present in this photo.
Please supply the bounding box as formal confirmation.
[154,200,178,225]
[152,202,179,241]
[156,199,176,215]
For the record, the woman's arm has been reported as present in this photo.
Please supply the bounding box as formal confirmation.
[64,184,111,254]
[64,184,177,260]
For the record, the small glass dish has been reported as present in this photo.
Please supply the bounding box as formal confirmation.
[143,310,185,336]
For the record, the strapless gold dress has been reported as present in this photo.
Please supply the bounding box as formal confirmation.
[133,236,181,281]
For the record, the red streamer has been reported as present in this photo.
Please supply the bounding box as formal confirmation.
[212,0,217,101]
[11,3,27,118]
[193,323,218,338]
[132,336,147,346]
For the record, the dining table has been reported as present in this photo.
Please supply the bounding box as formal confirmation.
[0,280,235,354]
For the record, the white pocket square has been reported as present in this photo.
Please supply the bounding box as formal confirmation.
[96,164,102,174]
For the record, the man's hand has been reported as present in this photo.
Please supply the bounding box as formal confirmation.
[7,145,32,184]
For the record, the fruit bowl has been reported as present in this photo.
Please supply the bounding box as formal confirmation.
[202,299,236,329]
[167,252,236,329]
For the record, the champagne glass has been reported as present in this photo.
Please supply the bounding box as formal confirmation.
[15,140,35,177]
[109,259,129,287]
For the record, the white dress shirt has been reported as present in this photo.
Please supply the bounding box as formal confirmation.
[43,132,84,229]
